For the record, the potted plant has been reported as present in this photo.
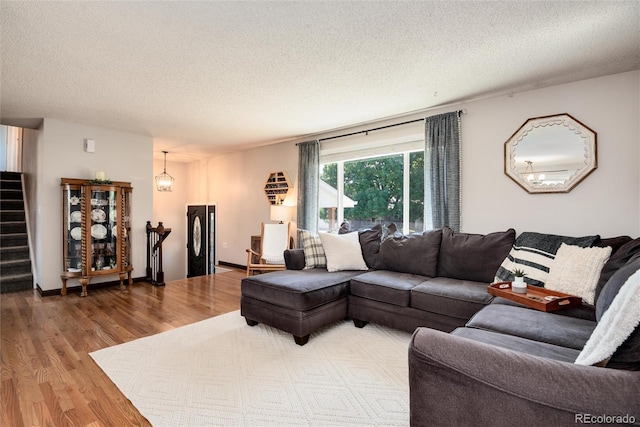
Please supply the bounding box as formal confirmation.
[512,269,527,294]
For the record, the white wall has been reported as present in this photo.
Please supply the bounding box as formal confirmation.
[36,119,153,292]
[460,71,638,236]
[186,142,298,267]
[152,158,188,281]
[190,71,639,268]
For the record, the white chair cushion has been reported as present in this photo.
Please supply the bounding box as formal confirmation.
[261,223,289,265]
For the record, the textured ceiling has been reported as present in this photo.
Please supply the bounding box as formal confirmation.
[1,1,639,162]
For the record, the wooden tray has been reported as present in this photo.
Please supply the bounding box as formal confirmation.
[488,282,582,312]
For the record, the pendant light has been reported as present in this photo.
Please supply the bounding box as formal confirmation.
[155,151,174,192]
[523,160,545,185]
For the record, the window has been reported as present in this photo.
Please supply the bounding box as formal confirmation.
[319,150,424,234]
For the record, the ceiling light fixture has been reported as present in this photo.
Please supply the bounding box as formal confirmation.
[524,160,545,185]
[155,151,174,192]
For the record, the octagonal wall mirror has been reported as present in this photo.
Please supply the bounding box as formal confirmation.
[504,113,597,194]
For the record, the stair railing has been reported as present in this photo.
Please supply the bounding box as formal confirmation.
[146,221,171,286]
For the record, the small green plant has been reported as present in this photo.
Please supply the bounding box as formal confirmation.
[513,268,526,278]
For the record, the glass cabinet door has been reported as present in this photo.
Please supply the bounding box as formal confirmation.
[122,187,132,271]
[88,187,118,274]
[63,186,83,273]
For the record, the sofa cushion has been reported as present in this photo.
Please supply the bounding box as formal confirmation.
[411,278,494,320]
[298,229,327,269]
[544,243,612,305]
[437,227,515,283]
[466,303,596,350]
[241,269,361,311]
[350,270,428,307]
[590,256,640,369]
[378,229,442,277]
[494,231,599,287]
[318,232,368,272]
[595,236,640,302]
[452,327,580,363]
[594,235,633,253]
[358,224,383,269]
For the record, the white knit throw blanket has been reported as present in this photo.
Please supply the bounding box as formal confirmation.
[575,269,640,366]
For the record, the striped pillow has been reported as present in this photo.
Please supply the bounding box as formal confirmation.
[495,232,599,287]
[298,229,327,269]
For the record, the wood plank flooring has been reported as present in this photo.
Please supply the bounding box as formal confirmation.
[1,269,244,427]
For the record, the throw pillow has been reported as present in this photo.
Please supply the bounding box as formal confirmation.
[437,227,516,283]
[297,229,326,269]
[575,257,640,368]
[378,229,442,277]
[494,232,600,287]
[544,243,612,305]
[337,223,383,269]
[318,232,368,272]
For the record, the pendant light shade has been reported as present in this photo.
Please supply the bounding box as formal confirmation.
[155,151,174,192]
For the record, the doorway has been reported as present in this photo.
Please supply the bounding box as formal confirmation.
[186,205,216,278]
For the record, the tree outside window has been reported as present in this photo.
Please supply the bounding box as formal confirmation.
[319,151,424,234]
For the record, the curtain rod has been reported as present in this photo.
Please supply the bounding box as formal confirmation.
[318,109,465,143]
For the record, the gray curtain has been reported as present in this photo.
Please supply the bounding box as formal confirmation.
[424,112,461,232]
[296,140,320,234]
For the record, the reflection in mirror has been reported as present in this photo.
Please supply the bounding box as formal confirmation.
[504,114,597,194]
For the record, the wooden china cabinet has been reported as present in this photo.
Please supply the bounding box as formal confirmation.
[60,178,133,297]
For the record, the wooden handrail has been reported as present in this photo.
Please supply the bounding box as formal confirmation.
[146,221,172,286]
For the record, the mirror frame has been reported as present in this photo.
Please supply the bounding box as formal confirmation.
[504,113,597,194]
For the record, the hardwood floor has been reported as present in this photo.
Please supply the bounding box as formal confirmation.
[1,269,244,427]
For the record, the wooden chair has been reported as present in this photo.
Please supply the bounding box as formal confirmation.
[246,222,291,276]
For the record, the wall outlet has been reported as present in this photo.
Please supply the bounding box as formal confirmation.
[222,242,228,248]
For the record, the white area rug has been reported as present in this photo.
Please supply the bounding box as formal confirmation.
[90,311,412,426]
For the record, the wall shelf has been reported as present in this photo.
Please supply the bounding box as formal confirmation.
[264,171,291,205]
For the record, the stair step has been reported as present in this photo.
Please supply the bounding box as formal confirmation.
[0,171,22,178]
[0,180,22,190]
[0,245,29,261]
[0,221,27,234]
[0,210,25,222]
[0,259,31,275]
[0,199,24,210]
[0,233,28,247]
[0,273,33,293]
[0,189,22,200]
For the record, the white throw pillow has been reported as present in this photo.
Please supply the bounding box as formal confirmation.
[318,232,368,272]
[545,243,612,305]
[575,268,640,366]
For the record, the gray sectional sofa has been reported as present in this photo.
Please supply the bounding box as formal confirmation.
[240,225,640,425]
[241,226,515,343]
